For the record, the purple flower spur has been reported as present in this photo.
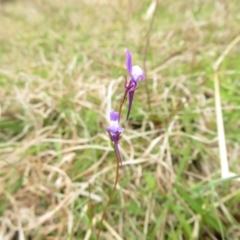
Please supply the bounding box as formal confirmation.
[106,110,124,166]
[125,49,145,120]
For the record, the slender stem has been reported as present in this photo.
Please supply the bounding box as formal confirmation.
[96,144,120,240]
[97,82,126,238]
[142,0,158,113]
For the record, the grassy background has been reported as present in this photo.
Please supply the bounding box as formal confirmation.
[1,0,240,239]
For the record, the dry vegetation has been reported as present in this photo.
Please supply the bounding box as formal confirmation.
[1,0,240,239]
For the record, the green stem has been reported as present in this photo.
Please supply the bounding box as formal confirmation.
[96,85,126,239]
[96,146,120,240]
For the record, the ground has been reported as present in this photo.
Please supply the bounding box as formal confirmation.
[1,0,240,239]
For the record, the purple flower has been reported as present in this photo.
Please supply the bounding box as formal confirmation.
[125,49,144,120]
[106,110,124,166]
[126,49,145,82]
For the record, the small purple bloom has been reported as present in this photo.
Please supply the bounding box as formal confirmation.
[126,49,145,82]
[106,110,124,165]
[125,50,144,120]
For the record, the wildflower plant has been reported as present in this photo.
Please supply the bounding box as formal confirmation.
[97,49,144,239]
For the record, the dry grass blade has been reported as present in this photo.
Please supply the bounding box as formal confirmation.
[1,0,240,239]
[102,219,123,240]
[213,34,240,178]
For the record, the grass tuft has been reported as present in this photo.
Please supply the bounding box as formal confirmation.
[1,0,240,239]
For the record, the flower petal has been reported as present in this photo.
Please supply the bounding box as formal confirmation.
[132,65,144,82]
[113,141,123,166]
[126,49,132,75]
[126,90,135,121]
[110,110,119,121]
